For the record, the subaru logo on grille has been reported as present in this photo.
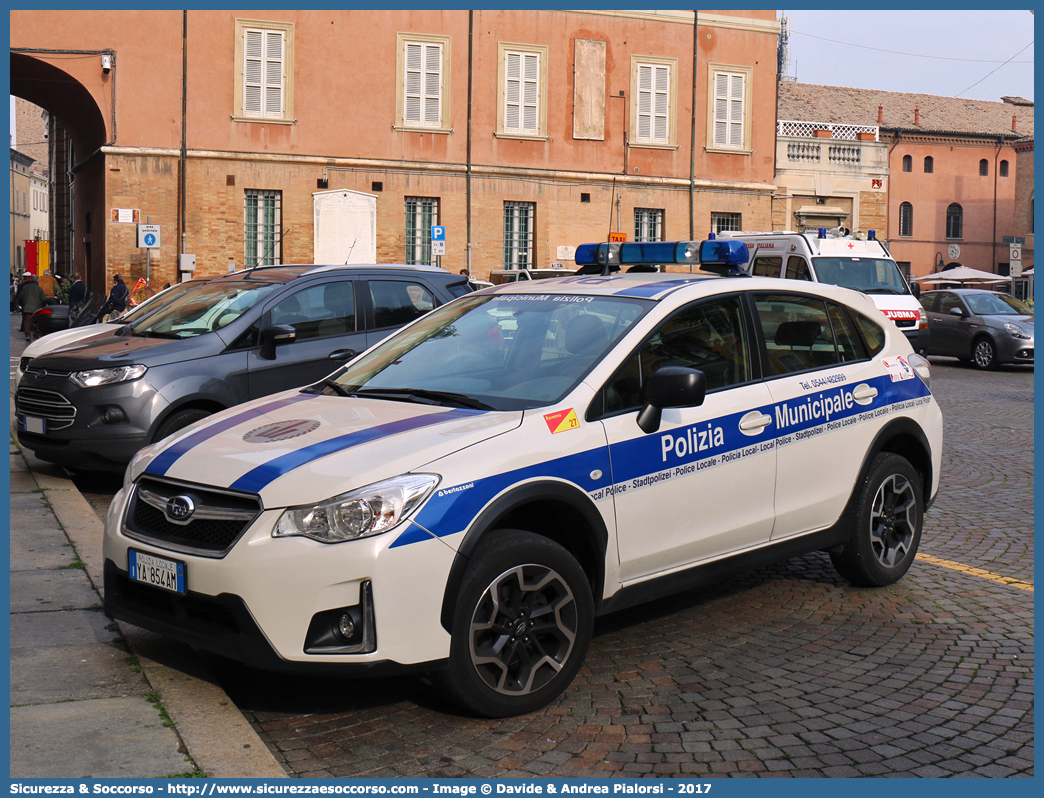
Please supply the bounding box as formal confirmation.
[165,495,195,523]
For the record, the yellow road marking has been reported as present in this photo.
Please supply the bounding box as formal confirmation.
[918,553,1034,592]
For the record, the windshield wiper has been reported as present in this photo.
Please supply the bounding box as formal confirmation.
[132,329,183,339]
[303,377,353,397]
[351,387,494,410]
[861,287,905,295]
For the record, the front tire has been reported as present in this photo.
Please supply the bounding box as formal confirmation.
[972,337,997,370]
[154,408,213,443]
[438,530,593,717]
[830,453,923,587]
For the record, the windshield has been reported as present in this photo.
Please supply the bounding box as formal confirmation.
[812,257,911,295]
[128,280,281,339]
[118,281,204,324]
[965,292,1033,316]
[317,293,651,411]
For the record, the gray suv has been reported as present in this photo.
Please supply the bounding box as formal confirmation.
[16,264,471,471]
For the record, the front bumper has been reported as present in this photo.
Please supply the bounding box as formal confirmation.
[102,482,458,671]
[15,374,165,470]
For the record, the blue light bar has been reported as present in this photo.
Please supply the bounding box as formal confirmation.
[818,227,827,239]
[575,241,701,267]
[699,239,749,267]
[868,230,876,240]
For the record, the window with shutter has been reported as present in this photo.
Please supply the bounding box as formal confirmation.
[712,71,745,149]
[635,63,670,144]
[235,20,293,123]
[496,43,548,138]
[404,41,442,128]
[504,51,540,134]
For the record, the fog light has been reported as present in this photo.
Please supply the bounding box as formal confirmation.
[101,407,127,424]
[338,613,356,639]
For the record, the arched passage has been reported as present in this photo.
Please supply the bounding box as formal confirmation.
[11,51,111,292]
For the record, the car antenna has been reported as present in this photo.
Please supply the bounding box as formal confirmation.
[343,238,358,265]
[603,177,617,276]
[246,226,290,277]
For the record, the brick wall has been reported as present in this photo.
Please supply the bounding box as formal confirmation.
[103,151,774,284]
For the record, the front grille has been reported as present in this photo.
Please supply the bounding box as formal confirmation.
[124,476,262,557]
[15,387,76,430]
[22,367,72,380]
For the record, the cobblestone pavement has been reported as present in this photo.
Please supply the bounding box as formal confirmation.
[44,346,1033,778]
[210,358,1033,778]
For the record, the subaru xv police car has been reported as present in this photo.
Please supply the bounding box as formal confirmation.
[103,239,943,718]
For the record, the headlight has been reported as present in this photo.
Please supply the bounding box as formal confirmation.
[273,474,440,544]
[69,364,147,388]
[1004,322,1031,340]
[907,353,931,389]
[123,443,157,492]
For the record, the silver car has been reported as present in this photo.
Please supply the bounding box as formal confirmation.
[920,288,1034,369]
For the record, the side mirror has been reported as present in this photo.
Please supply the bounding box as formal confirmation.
[948,306,968,318]
[636,367,707,434]
[259,324,297,360]
[909,281,920,298]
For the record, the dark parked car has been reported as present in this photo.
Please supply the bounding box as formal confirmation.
[16,264,472,471]
[919,288,1034,369]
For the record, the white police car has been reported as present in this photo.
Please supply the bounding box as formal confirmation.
[103,239,943,717]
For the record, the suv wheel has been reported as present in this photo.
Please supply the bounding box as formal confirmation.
[154,408,213,443]
[830,453,923,587]
[438,530,593,717]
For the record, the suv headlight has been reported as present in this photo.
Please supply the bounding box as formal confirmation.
[1004,322,1031,340]
[273,474,440,544]
[69,364,147,388]
[123,443,156,493]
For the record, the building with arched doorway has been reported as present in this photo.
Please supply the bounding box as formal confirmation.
[11,9,782,296]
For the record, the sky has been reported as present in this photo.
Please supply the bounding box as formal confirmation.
[781,9,1034,102]
[10,9,1035,144]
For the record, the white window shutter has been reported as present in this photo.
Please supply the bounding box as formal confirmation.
[243,29,263,116]
[713,71,745,149]
[405,41,442,127]
[504,51,540,134]
[636,63,669,142]
[264,31,284,117]
[243,28,284,118]
[637,65,653,140]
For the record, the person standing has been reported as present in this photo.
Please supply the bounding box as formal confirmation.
[17,273,46,341]
[68,272,87,316]
[38,269,58,298]
[107,274,130,317]
[10,273,18,313]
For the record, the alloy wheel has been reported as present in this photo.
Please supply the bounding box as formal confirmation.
[869,473,917,568]
[468,564,578,696]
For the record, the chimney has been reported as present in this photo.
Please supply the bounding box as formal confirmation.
[877,105,883,124]
[914,107,920,126]
[1012,114,1018,132]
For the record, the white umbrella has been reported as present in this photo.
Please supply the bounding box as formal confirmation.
[914,266,1011,283]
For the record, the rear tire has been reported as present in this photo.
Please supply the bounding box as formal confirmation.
[830,453,923,587]
[438,530,593,717]
[154,408,212,443]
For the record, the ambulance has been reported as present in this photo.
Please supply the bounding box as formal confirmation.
[719,229,930,354]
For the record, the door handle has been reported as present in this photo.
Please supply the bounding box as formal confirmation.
[852,384,878,404]
[328,349,358,361]
[738,410,772,435]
